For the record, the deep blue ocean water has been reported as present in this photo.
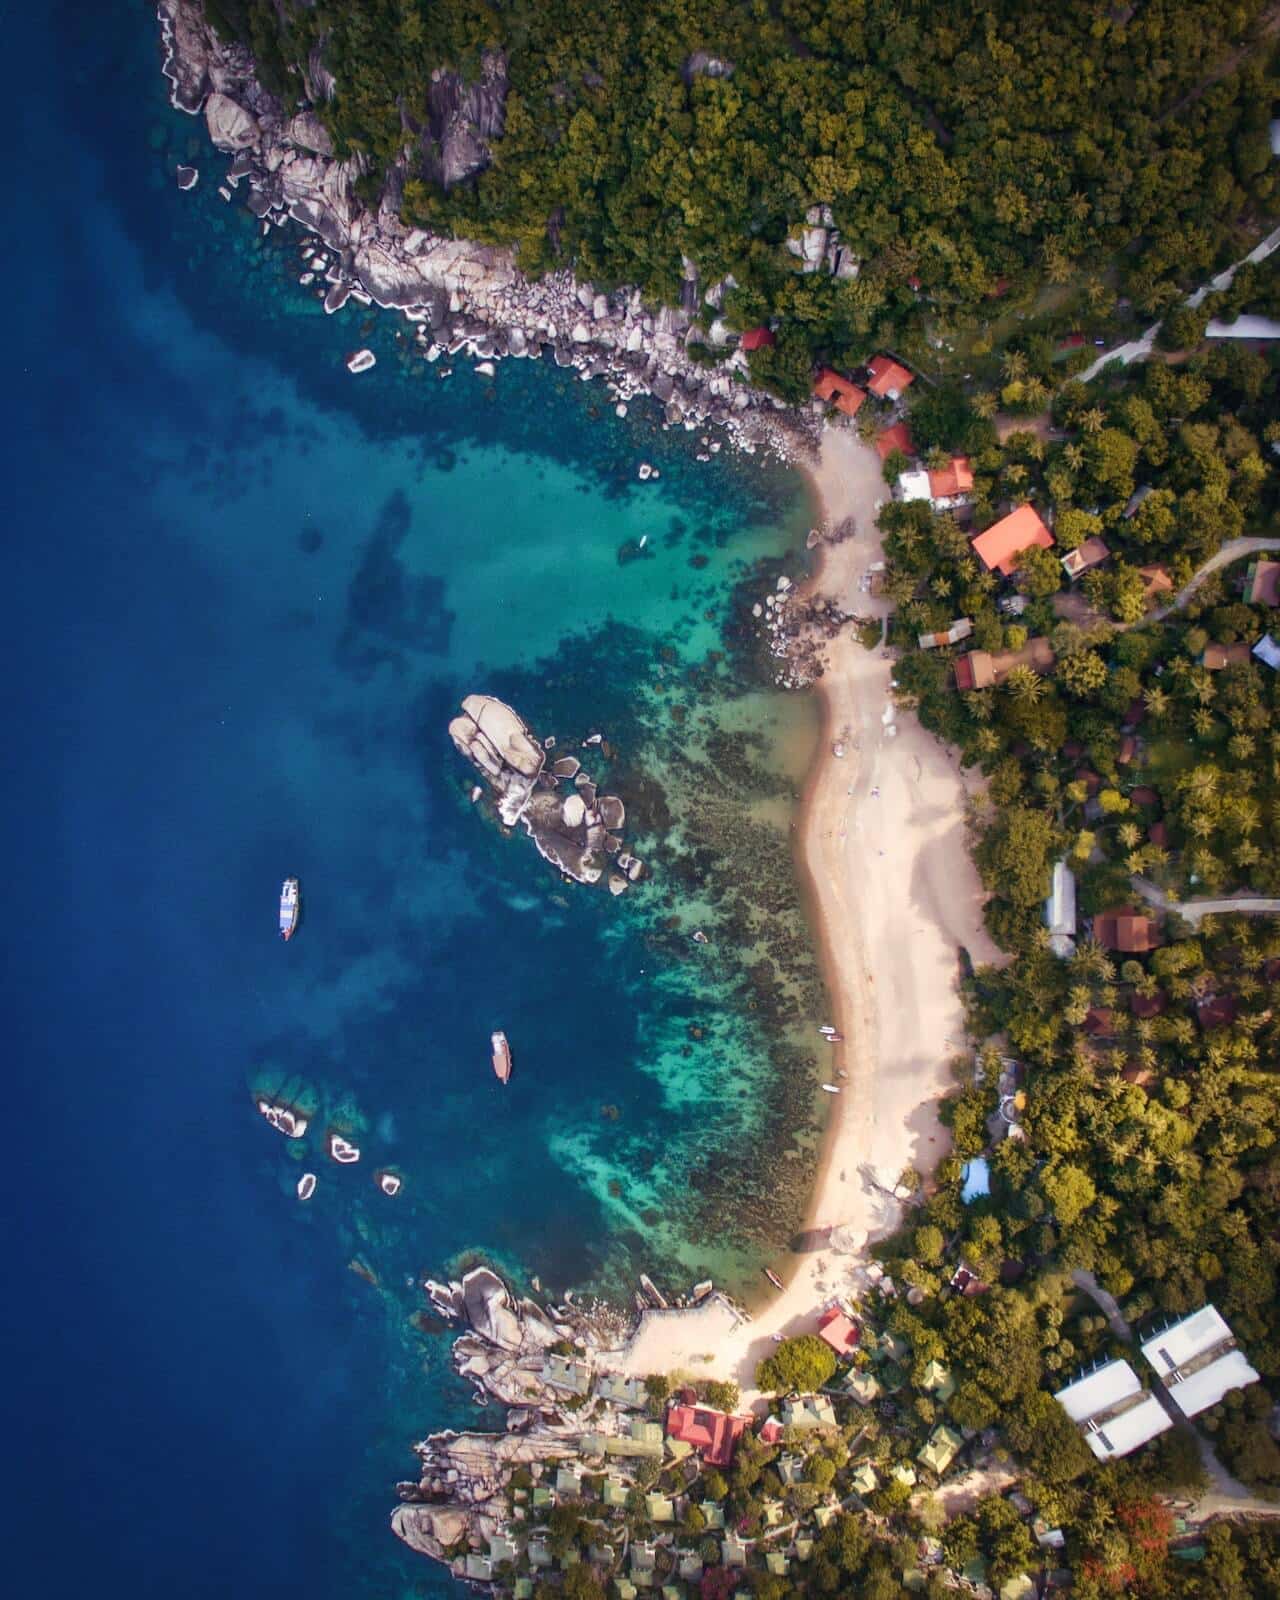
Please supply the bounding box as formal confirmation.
[4,6,820,1594]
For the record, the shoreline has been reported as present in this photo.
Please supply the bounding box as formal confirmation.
[602,425,1002,1396]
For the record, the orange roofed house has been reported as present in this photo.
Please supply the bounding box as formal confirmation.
[928,456,975,505]
[875,421,915,461]
[1092,907,1162,953]
[813,367,866,417]
[867,354,914,400]
[665,1404,750,1469]
[971,504,1055,577]
[817,1306,861,1357]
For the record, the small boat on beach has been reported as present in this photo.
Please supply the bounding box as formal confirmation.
[763,1268,785,1291]
[279,877,300,941]
[821,1083,841,1094]
[491,1030,512,1084]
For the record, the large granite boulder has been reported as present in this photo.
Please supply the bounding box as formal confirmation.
[205,91,259,151]
[461,1267,523,1350]
[449,695,545,825]
[391,1504,469,1557]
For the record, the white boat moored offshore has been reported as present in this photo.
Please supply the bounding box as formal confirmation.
[279,877,300,941]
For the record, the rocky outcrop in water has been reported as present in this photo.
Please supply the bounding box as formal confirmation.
[156,0,814,460]
[449,695,642,887]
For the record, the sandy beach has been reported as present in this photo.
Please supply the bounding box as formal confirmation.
[611,425,1001,1396]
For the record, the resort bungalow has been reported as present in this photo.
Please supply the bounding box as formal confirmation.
[918,1424,965,1476]
[850,1461,879,1497]
[1061,537,1110,580]
[843,1369,882,1405]
[875,421,914,461]
[970,504,1055,576]
[891,1463,918,1488]
[679,1553,705,1582]
[664,1404,749,1468]
[738,326,775,351]
[1054,1359,1172,1460]
[1138,564,1175,609]
[644,1493,675,1523]
[1248,559,1280,606]
[1044,859,1077,958]
[555,1463,583,1497]
[781,1393,837,1429]
[953,636,1055,691]
[918,617,973,651]
[817,1304,862,1356]
[1092,907,1161,953]
[543,1353,593,1396]
[897,457,974,511]
[605,1419,664,1460]
[1202,642,1253,670]
[1140,1305,1261,1418]
[465,1555,493,1582]
[919,1360,956,1402]
[1254,634,1280,670]
[867,354,915,400]
[812,368,866,417]
[699,1502,726,1530]
[602,1476,628,1508]
[596,1373,648,1409]
[722,1535,749,1569]
[766,1552,790,1578]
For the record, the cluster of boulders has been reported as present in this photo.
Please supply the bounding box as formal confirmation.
[157,0,815,461]
[449,695,643,892]
[751,574,858,690]
[787,203,861,281]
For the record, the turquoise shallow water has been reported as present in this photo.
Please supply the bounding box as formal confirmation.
[4,6,826,1595]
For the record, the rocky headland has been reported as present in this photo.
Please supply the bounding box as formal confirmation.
[449,695,643,891]
[155,0,817,463]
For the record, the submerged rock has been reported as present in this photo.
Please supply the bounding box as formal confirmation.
[175,164,198,190]
[346,348,376,374]
[256,1098,308,1138]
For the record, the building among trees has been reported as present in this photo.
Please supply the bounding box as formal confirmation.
[1139,1305,1261,1418]
[1054,1359,1172,1460]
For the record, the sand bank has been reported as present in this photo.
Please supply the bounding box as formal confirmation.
[611,426,1000,1395]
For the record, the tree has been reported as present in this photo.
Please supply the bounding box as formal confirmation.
[755,1334,837,1395]
[1015,543,1063,598]
[976,806,1061,907]
[702,1379,740,1413]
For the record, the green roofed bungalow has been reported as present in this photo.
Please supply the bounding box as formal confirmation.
[722,1535,748,1568]
[615,1583,638,1600]
[879,1331,911,1365]
[528,1540,552,1568]
[662,1588,683,1600]
[918,1425,964,1477]
[843,1370,882,1405]
[919,1360,955,1402]
[813,1505,837,1529]
[464,1555,492,1581]
[766,1552,789,1577]
[580,1432,608,1458]
[590,1544,616,1565]
[556,1464,582,1496]
[891,1463,918,1488]
[781,1394,836,1429]
[645,1494,675,1523]
[542,1353,593,1396]
[603,1477,628,1508]
[879,1362,907,1395]
[488,1534,518,1565]
[597,1373,648,1408]
[664,1437,694,1464]
[762,1502,784,1527]
[850,1461,878,1497]
[515,1582,533,1600]
[700,1502,725,1529]
[532,1486,552,1508]
[777,1454,804,1486]
[795,1537,814,1561]
[1000,1577,1036,1600]
[631,1542,657,1575]
[561,1549,581,1568]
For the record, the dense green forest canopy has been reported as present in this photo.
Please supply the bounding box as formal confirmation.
[205,0,1279,374]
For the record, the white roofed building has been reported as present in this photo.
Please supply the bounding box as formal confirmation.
[1054,1359,1172,1460]
[1044,860,1077,958]
[1140,1305,1261,1418]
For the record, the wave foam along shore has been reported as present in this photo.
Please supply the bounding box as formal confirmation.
[606,426,1002,1393]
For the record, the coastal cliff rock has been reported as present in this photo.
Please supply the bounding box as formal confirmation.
[448,695,544,827]
[461,1267,523,1351]
[155,0,813,461]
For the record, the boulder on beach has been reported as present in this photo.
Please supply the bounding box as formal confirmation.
[204,91,259,151]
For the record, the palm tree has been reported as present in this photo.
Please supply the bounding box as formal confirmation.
[972,391,998,419]
[1080,406,1106,434]
[1005,665,1044,704]
[1001,349,1029,382]
[1142,685,1169,720]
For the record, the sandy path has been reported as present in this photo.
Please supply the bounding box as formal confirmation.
[607,427,1000,1398]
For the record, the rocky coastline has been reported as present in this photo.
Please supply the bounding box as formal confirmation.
[394,1265,740,1580]
[155,0,817,466]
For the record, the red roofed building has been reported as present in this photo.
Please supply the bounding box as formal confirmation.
[739,326,776,352]
[759,1417,784,1445]
[875,421,915,461]
[812,368,866,417]
[971,504,1055,577]
[665,1405,750,1469]
[927,456,975,502]
[1093,907,1162,953]
[817,1306,861,1356]
[866,355,915,399]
